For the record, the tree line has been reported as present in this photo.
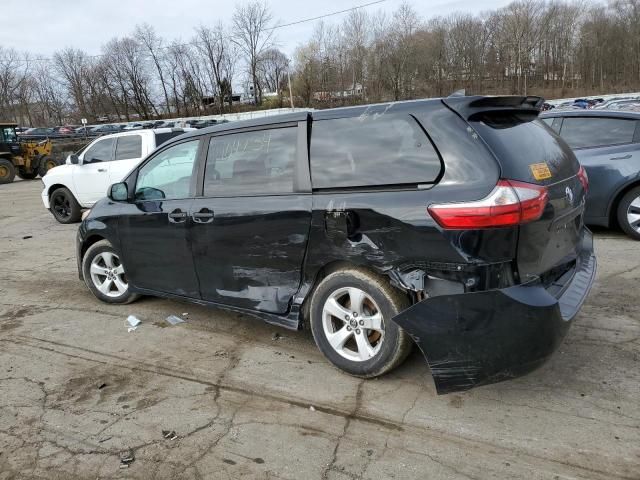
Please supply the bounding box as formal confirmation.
[1,0,640,126]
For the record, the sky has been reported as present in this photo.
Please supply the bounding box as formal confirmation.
[1,0,513,59]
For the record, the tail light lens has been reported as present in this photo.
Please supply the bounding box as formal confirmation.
[577,165,589,193]
[428,180,548,229]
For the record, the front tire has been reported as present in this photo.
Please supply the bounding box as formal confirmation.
[309,267,413,378]
[38,156,59,177]
[82,240,139,304]
[17,168,38,180]
[617,186,640,240]
[0,159,16,184]
[50,187,82,224]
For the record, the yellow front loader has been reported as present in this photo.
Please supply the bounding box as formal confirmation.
[0,123,60,184]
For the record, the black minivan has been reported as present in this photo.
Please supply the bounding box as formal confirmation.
[77,96,596,394]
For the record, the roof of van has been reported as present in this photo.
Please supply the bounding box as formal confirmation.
[177,98,445,141]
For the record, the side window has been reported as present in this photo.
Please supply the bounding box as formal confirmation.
[115,135,142,160]
[560,117,636,148]
[83,138,115,163]
[310,114,441,189]
[135,140,199,201]
[204,127,297,196]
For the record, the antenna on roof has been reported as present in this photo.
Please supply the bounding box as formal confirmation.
[448,89,466,97]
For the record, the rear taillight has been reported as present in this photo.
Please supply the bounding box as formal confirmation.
[577,165,589,193]
[428,180,548,229]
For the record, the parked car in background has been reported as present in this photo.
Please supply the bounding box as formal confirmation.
[91,124,121,135]
[541,110,640,239]
[594,97,639,110]
[42,128,193,223]
[75,125,96,134]
[76,96,596,393]
[123,123,143,131]
[58,125,78,135]
[20,127,54,137]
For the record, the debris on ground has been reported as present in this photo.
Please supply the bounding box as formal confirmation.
[309,405,316,412]
[126,315,142,332]
[119,449,135,468]
[166,315,185,326]
[98,436,112,443]
[213,350,228,358]
[271,332,283,341]
[182,312,189,317]
[162,430,178,440]
[22,235,32,240]
[97,383,107,390]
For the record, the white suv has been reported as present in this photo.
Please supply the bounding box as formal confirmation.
[42,128,192,223]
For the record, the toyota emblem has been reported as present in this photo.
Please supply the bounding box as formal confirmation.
[565,186,574,205]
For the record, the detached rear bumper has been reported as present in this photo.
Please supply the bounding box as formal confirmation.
[393,230,596,394]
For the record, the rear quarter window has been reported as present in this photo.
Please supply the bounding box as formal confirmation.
[310,114,441,189]
[155,131,188,148]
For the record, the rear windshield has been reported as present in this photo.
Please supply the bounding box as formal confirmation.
[471,113,579,185]
[155,131,187,148]
[310,114,442,189]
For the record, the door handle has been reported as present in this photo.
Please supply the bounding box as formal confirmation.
[192,208,214,224]
[610,154,631,161]
[97,168,107,172]
[168,209,188,224]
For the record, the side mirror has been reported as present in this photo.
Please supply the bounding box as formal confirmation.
[109,182,129,202]
[68,154,80,165]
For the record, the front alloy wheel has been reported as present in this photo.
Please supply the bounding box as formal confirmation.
[90,252,128,298]
[617,186,640,240]
[82,240,139,304]
[322,287,385,362]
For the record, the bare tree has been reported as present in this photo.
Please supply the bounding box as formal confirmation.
[135,23,172,116]
[195,23,237,113]
[232,1,274,105]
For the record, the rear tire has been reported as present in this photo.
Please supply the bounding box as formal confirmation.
[82,240,140,304]
[617,186,640,240]
[0,159,16,184]
[309,267,413,378]
[50,187,82,224]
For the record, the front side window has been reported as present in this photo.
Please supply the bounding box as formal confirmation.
[115,135,142,160]
[310,114,441,189]
[204,127,297,196]
[83,138,115,164]
[135,140,199,201]
[560,117,637,148]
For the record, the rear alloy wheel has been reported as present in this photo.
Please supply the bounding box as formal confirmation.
[82,240,139,304]
[0,159,16,184]
[50,187,82,224]
[617,186,640,240]
[322,287,385,362]
[38,156,59,177]
[310,268,413,378]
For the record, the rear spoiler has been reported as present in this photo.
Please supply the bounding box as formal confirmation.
[442,95,544,121]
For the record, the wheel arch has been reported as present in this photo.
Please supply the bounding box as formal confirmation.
[80,235,108,263]
[298,260,410,328]
[47,182,71,198]
[608,178,640,228]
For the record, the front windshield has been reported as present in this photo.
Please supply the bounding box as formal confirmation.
[2,127,17,143]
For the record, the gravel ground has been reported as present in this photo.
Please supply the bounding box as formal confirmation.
[0,179,638,480]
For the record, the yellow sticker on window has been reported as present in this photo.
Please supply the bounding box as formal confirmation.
[529,162,552,180]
